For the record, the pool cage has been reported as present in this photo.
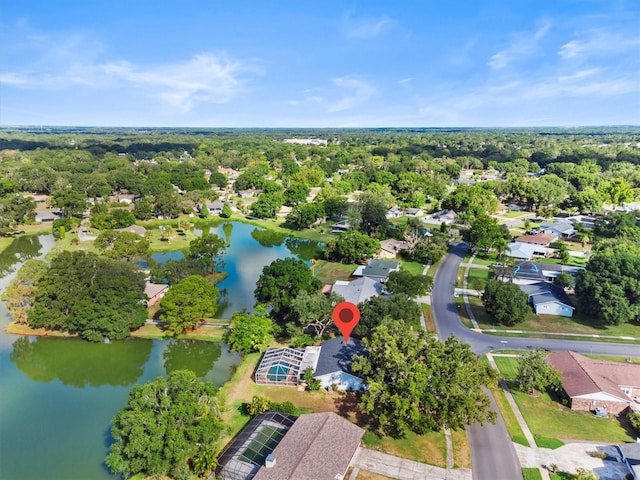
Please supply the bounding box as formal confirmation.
[215,411,297,480]
[254,347,305,386]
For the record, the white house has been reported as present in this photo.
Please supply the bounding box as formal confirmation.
[519,282,575,317]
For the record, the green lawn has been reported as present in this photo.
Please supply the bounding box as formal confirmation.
[511,389,636,444]
[312,260,357,284]
[522,468,543,480]
[401,259,426,275]
[0,236,16,254]
[488,383,529,446]
[469,296,640,341]
[466,268,491,290]
[492,356,521,379]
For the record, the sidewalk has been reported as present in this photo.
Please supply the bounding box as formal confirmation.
[461,253,480,329]
[351,447,472,480]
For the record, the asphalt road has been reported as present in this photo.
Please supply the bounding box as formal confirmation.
[430,242,640,480]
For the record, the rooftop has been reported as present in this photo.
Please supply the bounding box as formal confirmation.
[314,337,367,377]
[331,277,382,305]
[253,412,364,480]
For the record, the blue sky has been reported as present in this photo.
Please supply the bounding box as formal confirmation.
[1,0,639,127]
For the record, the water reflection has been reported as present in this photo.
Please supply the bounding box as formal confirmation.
[162,339,222,378]
[0,234,49,280]
[10,337,152,387]
[250,228,287,248]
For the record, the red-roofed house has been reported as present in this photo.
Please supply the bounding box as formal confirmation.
[547,351,640,415]
[514,232,559,247]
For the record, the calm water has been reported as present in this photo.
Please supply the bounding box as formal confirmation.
[152,222,322,318]
[0,222,319,480]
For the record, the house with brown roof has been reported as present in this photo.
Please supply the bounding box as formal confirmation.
[216,411,363,480]
[144,282,169,307]
[514,232,559,247]
[547,351,640,415]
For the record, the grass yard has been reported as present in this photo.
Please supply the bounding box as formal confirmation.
[400,259,426,275]
[488,382,529,446]
[363,430,447,467]
[469,296,640,342]
[522,468,543,480]
[492,356,521,380]
[466,267,491,290]
[422,304,436,332]
[356,471,394,480]
[312,260,357,284]
[453,296,475,329]
[511,389,636,444]
[450,428,471,469]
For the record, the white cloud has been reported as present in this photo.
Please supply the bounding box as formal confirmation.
[397,77,413,89]
[488,22,551,70]
[558,29,640,59]
[1,51,262,111]
[343,14,394,38]
[327,76,375,112]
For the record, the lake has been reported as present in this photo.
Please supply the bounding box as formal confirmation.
[0,222,320,479]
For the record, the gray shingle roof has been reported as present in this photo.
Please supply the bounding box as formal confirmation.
[253,412,364,480]
[331,277,382,305]
[362,259,400,279]
[314,337,367,377]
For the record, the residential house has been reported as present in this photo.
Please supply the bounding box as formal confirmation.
[197,201,224,215]
[276,205,292,218]
[514,232,559,247]
[35,211,59,222]
[540,220,576,238]
[352,259,400,283]
[505,242,539,261]
[144,282,169,307]
[617,443,640,480]
[216,411,363,480]
[379,238,409,259]
[547,351,640,415]
[330,219,351,233]
[238,189,263,198]
[430,209,458,225]
[313,337,367,391]
[306,187,321,203]
[330,277,383,305]
[519,282,575,317]
[511,261,582,285]
[405,207,424,217]
[108,193,137,204]
[386,205,403,219]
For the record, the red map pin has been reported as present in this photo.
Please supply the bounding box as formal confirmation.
[332,301,360,345]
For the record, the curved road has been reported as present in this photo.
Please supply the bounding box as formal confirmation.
[430,242,640,480]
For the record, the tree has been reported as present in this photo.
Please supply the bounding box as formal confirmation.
[0,193,36,232]
[290,291,343,337]
[2,259,47,324]
[199,202,209,218]
[155,191,182,218]
[106,370,224,480]
[159,276,219,335]
[220,202,232,218]
[187,233,226,274]
[51,187,87,218]
[469,214,509,255]
[385,271,432,297]
[132,197,155,220]
[550,240,570,263]
[28,251,147,341]
[553,272,573,289]
[516,350,561,395]
[286,202,324,229]
[628,410,640,434]
[254,257,321,320]
[325,229,381,263]
[352,319,496,437]
[358,192,389,236]
[575,242,640,325]
[250,193,283,219]
[356,294,422,336]
[94,230,150,262]
[283,183,310,206]
[226,306,275,353]
[303,366,321,391]
[481,279,530,326]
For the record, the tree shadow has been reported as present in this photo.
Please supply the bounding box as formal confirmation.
[333,391,370,428]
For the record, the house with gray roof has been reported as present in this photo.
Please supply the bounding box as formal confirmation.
[519,282,575,317]
[511,261,582,285]
[313,337,367,391]
[331,277,382,305]
[352,259,400,283]
[540,220,576,238]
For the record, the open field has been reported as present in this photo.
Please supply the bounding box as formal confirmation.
[492,356,521,379]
